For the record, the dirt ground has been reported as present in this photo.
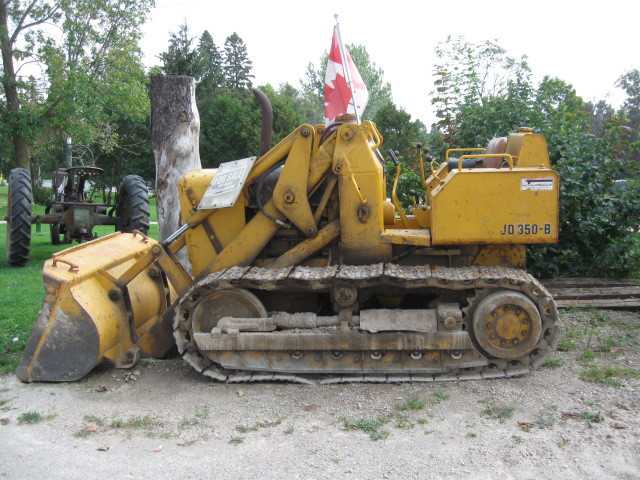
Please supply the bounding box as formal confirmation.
[1,309,639,480]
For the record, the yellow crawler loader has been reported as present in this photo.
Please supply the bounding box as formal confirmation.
[17,109,560,383]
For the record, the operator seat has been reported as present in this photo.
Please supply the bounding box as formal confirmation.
[447,136,508,170]
[52,170,68,190]
[482,137,507,168]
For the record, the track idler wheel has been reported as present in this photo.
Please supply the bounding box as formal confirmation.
[472,290,542,360]
[190,288,267,335]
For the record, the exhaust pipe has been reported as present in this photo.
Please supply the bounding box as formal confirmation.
[252,88,273,157]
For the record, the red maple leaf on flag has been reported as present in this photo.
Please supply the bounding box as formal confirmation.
[323,27,368,125]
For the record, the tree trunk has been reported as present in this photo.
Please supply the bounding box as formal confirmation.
[149,75,202,269]
[0,2,30,171]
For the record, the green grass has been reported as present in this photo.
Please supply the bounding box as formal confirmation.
[543,357,565,368]
[557,339,577,352]
[1,184,158,375]
[580,349,599,363]
[393,414,414,430]
[580,365,640,386]
[580,411,605,423]
[110,416,155,429]
[395,395,426,411]
[83,415,105,426]
[534,416,557,429]
[17,411,42,424]
[481,404,515,422]
[433,389,450,403]
[235,418,282,433]
[344,418,390,441]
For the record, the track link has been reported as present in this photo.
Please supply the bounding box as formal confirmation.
[174,264,559,384]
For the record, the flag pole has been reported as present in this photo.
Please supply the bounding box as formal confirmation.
[334,14,361,124]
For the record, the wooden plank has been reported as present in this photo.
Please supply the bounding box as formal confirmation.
[542,278,640,288]
[556,298,640,308]
[551,286,640,300]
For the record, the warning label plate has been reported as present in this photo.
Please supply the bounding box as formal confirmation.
[198,156,257,210]
[521,177,554,191]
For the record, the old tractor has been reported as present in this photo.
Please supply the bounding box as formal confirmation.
[5,139,149,266]
[17,104,559,384]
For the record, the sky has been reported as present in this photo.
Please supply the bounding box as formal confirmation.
[140,0,640,126]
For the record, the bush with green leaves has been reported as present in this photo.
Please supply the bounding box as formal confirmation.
[427,36,640,277]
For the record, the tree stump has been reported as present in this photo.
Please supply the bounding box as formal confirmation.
[149,75,202,269]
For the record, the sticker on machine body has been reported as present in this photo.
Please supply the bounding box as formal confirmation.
[521,177,554,191]
[198,156,257,210]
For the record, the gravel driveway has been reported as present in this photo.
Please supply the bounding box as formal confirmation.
[1,309,639,479]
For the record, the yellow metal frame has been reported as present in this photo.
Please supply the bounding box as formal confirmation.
[458,154,514,170]
[445,148,486,162]
[391,163,409,228]
[430,168,559,245]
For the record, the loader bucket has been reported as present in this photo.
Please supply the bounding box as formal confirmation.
[17,232,175,382]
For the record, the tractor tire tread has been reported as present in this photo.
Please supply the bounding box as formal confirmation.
[6,168,32,266]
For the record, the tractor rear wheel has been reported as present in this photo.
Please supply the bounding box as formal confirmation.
[6,168,33,266]
[116,175,150,234]
[50,205,63,245]
[50,223,61,245]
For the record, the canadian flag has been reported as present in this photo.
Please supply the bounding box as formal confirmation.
[323,27,369,125]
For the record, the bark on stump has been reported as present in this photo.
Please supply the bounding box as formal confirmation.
[149,75,202,270]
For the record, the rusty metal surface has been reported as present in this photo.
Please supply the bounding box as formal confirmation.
[174,263,559,384]
[193,331,473,351]
[359,309,437,333]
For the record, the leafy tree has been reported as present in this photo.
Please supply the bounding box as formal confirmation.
[302,43,392,121]
[373,101,428,204]
[0,0,154,173]
[199,89,260,167]
[196,30,224,98]
[428,36,640,277]
[616,69,640,163]
[259,83,306,143]
[430,36,532,153]
[198,83,309,167]
[223,32,253,89]
[585,100,615,139]
[276,82,323,126]
[159,21,200,77]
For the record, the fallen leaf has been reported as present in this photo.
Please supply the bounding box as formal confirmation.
[561,412,580,420]
[154,446,162,452]
[0,418,10,425]
[562,436,570,443]
[237,390,244,397]
[87,425,98,432]
[517,421,534,432]
[96,385,107,392]
[97,445,109,451]
[612,423,627,430]
[303,404,319,411]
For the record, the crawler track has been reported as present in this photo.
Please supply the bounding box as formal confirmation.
[174,264,559,384]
